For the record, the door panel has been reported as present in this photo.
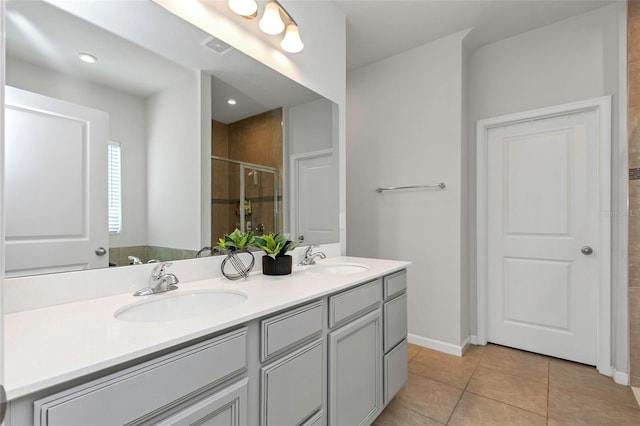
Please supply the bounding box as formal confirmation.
[487,110,598,365]
[4,86,108,276]
[292,151,338,244]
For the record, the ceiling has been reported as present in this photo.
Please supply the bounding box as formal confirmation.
[332,0,615,71]
[6,0,321,123]
[6,0,616,113]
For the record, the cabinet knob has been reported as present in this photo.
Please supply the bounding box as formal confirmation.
[95,247,107,256]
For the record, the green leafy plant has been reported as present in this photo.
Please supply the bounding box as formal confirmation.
[253,233,298,259]
[215,228,254,252]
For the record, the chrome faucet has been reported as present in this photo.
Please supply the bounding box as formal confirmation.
[298,246,327,266]
[133,262,179,296]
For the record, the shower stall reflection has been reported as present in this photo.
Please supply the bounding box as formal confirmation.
[211,156,280,242]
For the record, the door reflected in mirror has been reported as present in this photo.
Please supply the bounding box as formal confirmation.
[3,0,339,277]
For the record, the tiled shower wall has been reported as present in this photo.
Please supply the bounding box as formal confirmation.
[211,109,283,242]
[628,0,640,387]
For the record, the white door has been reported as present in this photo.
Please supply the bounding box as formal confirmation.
[486,110,599,365]
[4,86,109,277]
[291,150,339,244]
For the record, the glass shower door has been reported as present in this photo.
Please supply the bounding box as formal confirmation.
[240,163,278,236]
[211,156,280,243]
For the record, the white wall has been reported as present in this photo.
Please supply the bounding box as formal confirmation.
[286,97,339,243]
[146,72,203,250]
[288,98,334,155]
[347,30,471,352]
[467,5,625,371]
[6,58,148,248]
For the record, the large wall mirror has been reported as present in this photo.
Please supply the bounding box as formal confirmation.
[4,0,340,277]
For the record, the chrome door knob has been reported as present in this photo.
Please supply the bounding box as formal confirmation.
[95,247,107,256]
[581,246,593,255]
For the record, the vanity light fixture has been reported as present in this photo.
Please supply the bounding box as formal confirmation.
[258,1,284,35]
[228,0,258,18]
[227,99,237,105]
[78,52,97,63]
[227,0,304,53]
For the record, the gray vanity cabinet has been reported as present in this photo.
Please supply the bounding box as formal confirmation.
[259,301,324,426]
[328,309,383,426]
[153,378,248,426]
[260,340,323,426]
[9,269,409,426]
[382,270,408,405]
[327,280,384,426]
[32,329,248,426]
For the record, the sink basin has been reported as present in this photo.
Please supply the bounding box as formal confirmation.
[114,290,248,322]
[305,263,369,274]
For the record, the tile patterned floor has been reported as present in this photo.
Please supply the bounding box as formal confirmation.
[374,343,640,425]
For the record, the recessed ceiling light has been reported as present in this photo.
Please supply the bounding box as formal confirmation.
[78,53,97,63]
[227,99,237,105]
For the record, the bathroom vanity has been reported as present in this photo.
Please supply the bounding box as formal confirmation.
[3,257,409,426]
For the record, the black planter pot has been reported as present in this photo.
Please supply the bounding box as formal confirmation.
[262,255,292,276]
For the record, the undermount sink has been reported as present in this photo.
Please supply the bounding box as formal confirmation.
[305,263,369,275]
[114,290,248,322]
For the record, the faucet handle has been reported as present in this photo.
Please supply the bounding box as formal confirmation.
[151,262,172,277]
[304,245,320,258]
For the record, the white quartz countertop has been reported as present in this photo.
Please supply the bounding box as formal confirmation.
[4,256,409,400]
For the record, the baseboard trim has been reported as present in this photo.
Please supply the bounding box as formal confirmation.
[469,335,480,345]
[408,334,468,357]
[612,368,630,385]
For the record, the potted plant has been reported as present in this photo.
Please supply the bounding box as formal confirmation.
[215,229,255,280]
[253,233,298,275]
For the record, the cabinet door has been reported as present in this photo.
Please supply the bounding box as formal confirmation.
[154,378,248,426]
[384,293,408,352]
[384,339,408,405]
[328,309,382,426]
[260,340,323,426]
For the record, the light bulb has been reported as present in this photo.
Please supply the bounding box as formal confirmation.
[228,0,257,17]
[78,53,97,63]
[259,2,285,35]
[281,23,304,53]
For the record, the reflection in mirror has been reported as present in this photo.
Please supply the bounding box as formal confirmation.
[4,0,339,278]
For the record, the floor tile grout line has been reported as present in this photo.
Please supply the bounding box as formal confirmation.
[546,359,550,426]
[399,404,447,425]
[474,362,550,385]
[550,382,640,411]
[464,388,547,418]
[443,349,485,424]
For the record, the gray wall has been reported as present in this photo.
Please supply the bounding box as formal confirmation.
[467,4,623,368]
[347,29,470,351]
[347,4,624,365]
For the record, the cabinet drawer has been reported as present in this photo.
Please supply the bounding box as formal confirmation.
[154,378,248,426]
[302,411,323,426]
[34,329,247,426]
[384,293,408,353]
[261,301,322,362]
[329,279,382,328]
[383,270,407,301]
[384,339,408,405]
[260,340,323,426]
